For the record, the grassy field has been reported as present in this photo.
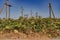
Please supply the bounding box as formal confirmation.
[0,17,60,40]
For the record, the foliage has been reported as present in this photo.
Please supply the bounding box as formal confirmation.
[0,17,60,38]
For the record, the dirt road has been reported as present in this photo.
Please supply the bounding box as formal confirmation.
[0,32,60,40]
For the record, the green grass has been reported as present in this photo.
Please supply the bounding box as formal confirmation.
[0,17,60,38]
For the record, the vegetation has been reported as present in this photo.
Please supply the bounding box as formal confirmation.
[0,17,60,38]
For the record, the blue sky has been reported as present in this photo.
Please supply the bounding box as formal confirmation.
[0,0,60,19]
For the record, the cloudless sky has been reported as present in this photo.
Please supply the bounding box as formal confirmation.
[0,0,60,19]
